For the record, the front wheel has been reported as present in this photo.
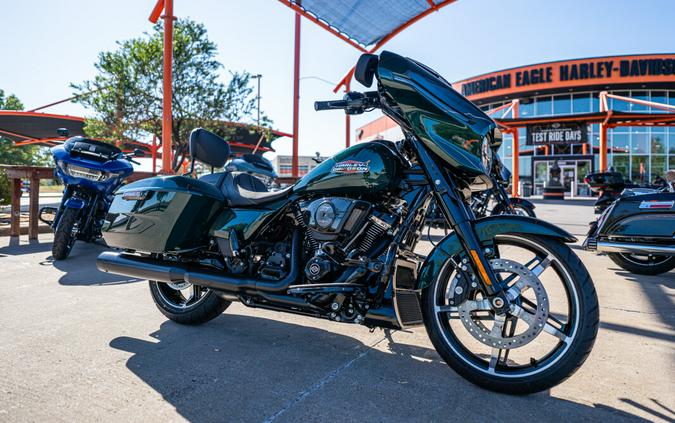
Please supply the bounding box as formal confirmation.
[422,234,598,394]
[149,280,231,325]
[607,252,675,275]
[52,207,79,260]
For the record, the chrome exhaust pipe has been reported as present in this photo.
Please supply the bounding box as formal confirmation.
[596,241,675,256]
[96,231,301,293]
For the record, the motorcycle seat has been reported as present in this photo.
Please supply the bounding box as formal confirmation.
[199,171,292,207]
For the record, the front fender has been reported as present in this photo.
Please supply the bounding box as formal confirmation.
[64,197,86,209]
[417,215,575,290]
[510,197,535,209]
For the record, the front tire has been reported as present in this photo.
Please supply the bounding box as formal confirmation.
[149,280,231,325]
[422,234,599,394]
[52,208,79,260]
[607,253,675,275]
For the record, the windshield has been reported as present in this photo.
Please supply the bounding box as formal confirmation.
[376,51,496,177]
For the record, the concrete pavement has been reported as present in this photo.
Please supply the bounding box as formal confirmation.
[0,201,673,422]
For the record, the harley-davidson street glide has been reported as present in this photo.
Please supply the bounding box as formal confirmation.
[96,52,599,394]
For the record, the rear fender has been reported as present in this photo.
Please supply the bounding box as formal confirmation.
[417,215,576,290]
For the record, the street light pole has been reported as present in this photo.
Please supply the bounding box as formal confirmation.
[251,74,262,127]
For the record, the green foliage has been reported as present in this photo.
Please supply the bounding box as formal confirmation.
[72,19,269,171]
[0,89,24,111]
[0,89,51,168]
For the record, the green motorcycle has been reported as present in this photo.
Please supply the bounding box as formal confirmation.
[97,51,598,394]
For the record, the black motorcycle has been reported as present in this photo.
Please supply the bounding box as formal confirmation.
[97,52,598,394]
[585,171,629,214]
[584,170,675,275]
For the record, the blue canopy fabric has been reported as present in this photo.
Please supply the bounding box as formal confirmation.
[288,0,448,48]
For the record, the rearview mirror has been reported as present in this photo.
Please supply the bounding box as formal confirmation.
[354,54,378,88]
[57,128,70,137]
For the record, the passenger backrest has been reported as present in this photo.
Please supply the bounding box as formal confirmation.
[189,128,231,168]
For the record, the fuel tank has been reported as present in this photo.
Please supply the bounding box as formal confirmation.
[293,141,402,196]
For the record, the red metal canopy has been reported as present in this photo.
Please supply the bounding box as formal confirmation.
[0,111,85,147]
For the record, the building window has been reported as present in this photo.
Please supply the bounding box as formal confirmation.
[519,98,534,117]
[553,94,571,115]
[651,155,666,182]
[651,91,668,113]
[631,155,649,184]
[631,131,649,154]
[610,91,631,111]
[651,133,666,154]
[572,93,591,114]
[612,133,630,154]
[535,96,552,116]
[612,155,629,177]
[631,91,649,112]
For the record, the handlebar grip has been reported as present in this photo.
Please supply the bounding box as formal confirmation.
[314,100,349,111]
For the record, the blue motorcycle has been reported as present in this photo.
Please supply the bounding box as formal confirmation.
[40,132,139,259]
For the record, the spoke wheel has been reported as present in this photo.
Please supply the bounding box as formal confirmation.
[149,280,231,325]
[422,234,598,394]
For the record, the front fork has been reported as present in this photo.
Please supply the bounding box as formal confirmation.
[412,140,510,313]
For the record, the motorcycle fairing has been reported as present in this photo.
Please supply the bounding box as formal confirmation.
[377,51,495,179]
[416,215,576,290]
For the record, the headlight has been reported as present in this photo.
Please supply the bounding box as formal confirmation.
[64,164,106,181]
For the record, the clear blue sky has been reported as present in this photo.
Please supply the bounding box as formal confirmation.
[1,0,674,158]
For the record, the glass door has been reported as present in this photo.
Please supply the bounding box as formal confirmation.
[560,165,576,196]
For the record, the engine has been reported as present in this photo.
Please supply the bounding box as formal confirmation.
[297,197,398,282]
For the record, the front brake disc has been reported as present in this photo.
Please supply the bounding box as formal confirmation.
[455,258,549,349]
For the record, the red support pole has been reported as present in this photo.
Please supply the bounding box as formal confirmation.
[345,80,351,148]
[599,124,608,171]
[511,100,520,198]
[161,0,174,173]
[152,135,158,174]
[291,8,301,178]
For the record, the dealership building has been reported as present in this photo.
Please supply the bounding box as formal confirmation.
[357,54,675,197]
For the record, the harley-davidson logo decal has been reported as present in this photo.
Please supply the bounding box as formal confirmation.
[331,160,370,174]
[639,200,674,209]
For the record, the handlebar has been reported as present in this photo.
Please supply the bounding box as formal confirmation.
[314,99,350,111]
[314,91,379,114]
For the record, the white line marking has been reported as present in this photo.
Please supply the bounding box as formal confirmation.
[263,335,389,423]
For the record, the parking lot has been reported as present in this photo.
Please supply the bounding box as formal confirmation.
[0,201,673,422]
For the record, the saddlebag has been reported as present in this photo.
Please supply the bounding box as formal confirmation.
[102,176,225,253]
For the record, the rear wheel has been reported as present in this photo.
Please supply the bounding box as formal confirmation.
[607,253,675,275]
[422,234,598,394]
[149,280,231,325]
[52,208,79,260]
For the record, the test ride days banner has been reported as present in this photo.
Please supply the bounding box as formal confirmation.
[526,122,588,146]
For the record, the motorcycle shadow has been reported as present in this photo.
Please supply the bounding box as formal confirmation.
[47,241,141,287]
[110,313,646,422]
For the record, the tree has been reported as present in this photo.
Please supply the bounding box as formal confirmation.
[72,19,269,172]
